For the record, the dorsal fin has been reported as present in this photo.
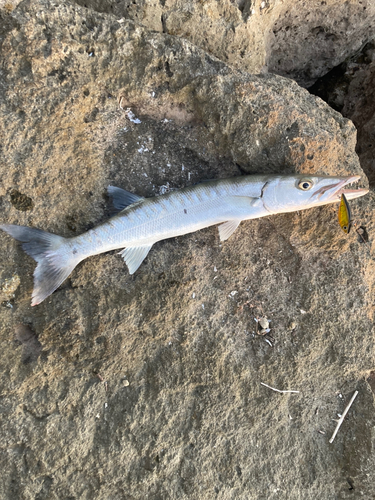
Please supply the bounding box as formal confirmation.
[107,186,144,211]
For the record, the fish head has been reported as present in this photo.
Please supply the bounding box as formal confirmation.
[262,175,369,214]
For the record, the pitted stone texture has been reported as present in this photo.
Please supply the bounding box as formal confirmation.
[0,2,374,499]
[72,0,375,86]
[309,42,375,186]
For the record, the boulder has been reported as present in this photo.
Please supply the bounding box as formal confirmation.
[0,1,374,499]
[310,41,375,186]
[74,0,375,86]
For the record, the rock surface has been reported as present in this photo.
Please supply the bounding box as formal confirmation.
[310,41,375,186]
[74,0,375,87]
[0,1,374,499]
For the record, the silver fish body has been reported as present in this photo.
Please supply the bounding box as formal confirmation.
[0,174,368,305]
[74,176,269,256]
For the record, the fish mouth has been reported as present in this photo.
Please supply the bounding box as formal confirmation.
[335,175,369,200]
[312,175,369,203]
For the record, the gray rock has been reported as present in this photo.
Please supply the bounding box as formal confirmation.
[0,1,374,499]
[73,0,375,86]
[265,0,375,86]
[342,61,375,186]
[309,40,375,185]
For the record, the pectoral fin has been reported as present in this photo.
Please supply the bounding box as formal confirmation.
[218,220,241,241]
[217,196,265,241]
[118,244,153,274]
[229,196,263,208]
[108,186,144,211]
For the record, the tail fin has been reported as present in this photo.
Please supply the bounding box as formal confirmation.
[0,224,79,306]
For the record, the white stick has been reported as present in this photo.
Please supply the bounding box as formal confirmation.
[329,390,359,444]
[260,382,299,394]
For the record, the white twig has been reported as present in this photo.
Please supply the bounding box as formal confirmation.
[329,390,359,444]
[260,382,299,394]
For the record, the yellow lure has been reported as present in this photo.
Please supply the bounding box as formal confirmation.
[338,193,351,234]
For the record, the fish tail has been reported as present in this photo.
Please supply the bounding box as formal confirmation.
[0,224,80,306]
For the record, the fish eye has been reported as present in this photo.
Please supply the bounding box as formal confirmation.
[298,179,313,191]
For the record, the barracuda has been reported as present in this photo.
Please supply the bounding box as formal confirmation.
[0,174,368,306]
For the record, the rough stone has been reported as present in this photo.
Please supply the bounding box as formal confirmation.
[0,1,374,499]
[72,0,375,87]
[309,41,375,186]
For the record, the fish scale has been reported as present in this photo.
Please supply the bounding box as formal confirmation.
[83,181,263,251]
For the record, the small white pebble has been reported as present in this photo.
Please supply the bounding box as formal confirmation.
[123,379,129,387]
[125,109,141,124]
[258,317,269,329]
[202,304,205,310]
[104,403,108,409]
[300,309,307,314]
[192,292,195,299]
[214,266,217,272]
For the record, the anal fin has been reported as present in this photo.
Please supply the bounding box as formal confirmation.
[218,220,241,241]
[118,244,153,274]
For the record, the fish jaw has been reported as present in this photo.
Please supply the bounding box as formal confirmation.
[262,175,369,214]
[309,175,369,205]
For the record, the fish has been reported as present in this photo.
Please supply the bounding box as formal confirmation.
[338,193,352,234]
[0,174,368,306]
